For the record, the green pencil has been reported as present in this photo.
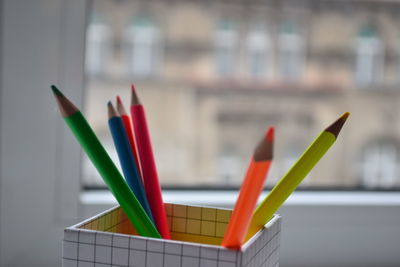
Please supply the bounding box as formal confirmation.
[51,85,160,238]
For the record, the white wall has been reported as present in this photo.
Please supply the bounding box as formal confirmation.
[0,0,86,265]
[279,204,400,267]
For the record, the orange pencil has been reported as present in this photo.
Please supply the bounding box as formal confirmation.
[116,95,143,181]
[222,127,274,249]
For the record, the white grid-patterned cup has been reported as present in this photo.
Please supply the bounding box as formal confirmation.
[63,203,281,267]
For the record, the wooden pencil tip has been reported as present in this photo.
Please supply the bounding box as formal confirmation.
[108,101,119,118]
[254,128,274,161]
[131,84,141,105]
[51,85,79,117]
[325,112,350,138]
[51,85,62,97]
[266,127,274,142]
[116,95,127,115]
[116,95,122,105]
[131,83,136,92]
[341,112,350,121]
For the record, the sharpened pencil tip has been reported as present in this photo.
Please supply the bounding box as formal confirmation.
[51,86,79,117]
[108,101,119,118]
[51,85,62,96]
[131,83,141,105]
[254,127,274,161]
[116,95,122,105]
[325,112,350,138]
[266,127,274,142]
[116,95,127,115]
[341,112,350,121]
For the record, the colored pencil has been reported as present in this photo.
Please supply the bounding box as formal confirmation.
[51,85,160,238]
[107,101,154,222]
[222,127,274,249]
[116,96,143,182]
[245,112,350,241]
[130,84,171,239]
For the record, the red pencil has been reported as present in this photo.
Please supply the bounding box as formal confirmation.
[116,95,143,182]
[130,84,171,239]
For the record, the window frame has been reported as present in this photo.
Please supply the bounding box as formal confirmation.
[246,24,271,78]
[355,27,384,85]
[278,22,305,79]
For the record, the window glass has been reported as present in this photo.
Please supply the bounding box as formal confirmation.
[85,14,112,76]
[83,0,400,190]
[246,23,271,78]
[124,16,161,77]
[360,140,400,188]
[355,26,384,85]
[215,19,237,76]
[278,22,304,79]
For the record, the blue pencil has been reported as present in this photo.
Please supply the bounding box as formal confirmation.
[107,101,154,222]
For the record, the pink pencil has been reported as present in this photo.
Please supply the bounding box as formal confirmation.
[130,84,170,239]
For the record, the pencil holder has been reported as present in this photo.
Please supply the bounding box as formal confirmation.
[63,203,281,267]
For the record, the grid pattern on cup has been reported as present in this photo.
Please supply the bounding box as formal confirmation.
[165,203,233,245]
[77,206,137,235]
[63,230,241,267]
[63,203,281,267]
[75,203,234,246]
[241,217,281,267]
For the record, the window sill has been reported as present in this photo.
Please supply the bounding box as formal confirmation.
[79,189,400,267]
[80,190,400,207]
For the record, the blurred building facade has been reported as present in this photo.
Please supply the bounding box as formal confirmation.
[84,0,400,189]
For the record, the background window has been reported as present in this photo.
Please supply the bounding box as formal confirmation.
[246,24,271,78]
[218,144,242,184]
[278,22,304,79]
[124,16,161,78]
[355,26,384,85]
[215,19,237,76]
[85,14,111,76]
[360,140,400,188]
[83,0,400,191]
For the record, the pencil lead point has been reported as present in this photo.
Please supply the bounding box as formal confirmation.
[116,95,122,105]
[266,127,274,142]
[51,85,78,117]
[108,101,119,118]
[131,84,141,105]
[325,112,350,138]
[341,112,350,121]
[116,95,127,115]
[51,85,62,96]
[254,127,274,161]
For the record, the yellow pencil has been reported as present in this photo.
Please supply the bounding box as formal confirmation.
[245,112,349,241]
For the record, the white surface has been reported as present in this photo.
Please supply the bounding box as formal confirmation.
[80,190,400,267]
[81,190,400,207]
[0,0,86,266]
